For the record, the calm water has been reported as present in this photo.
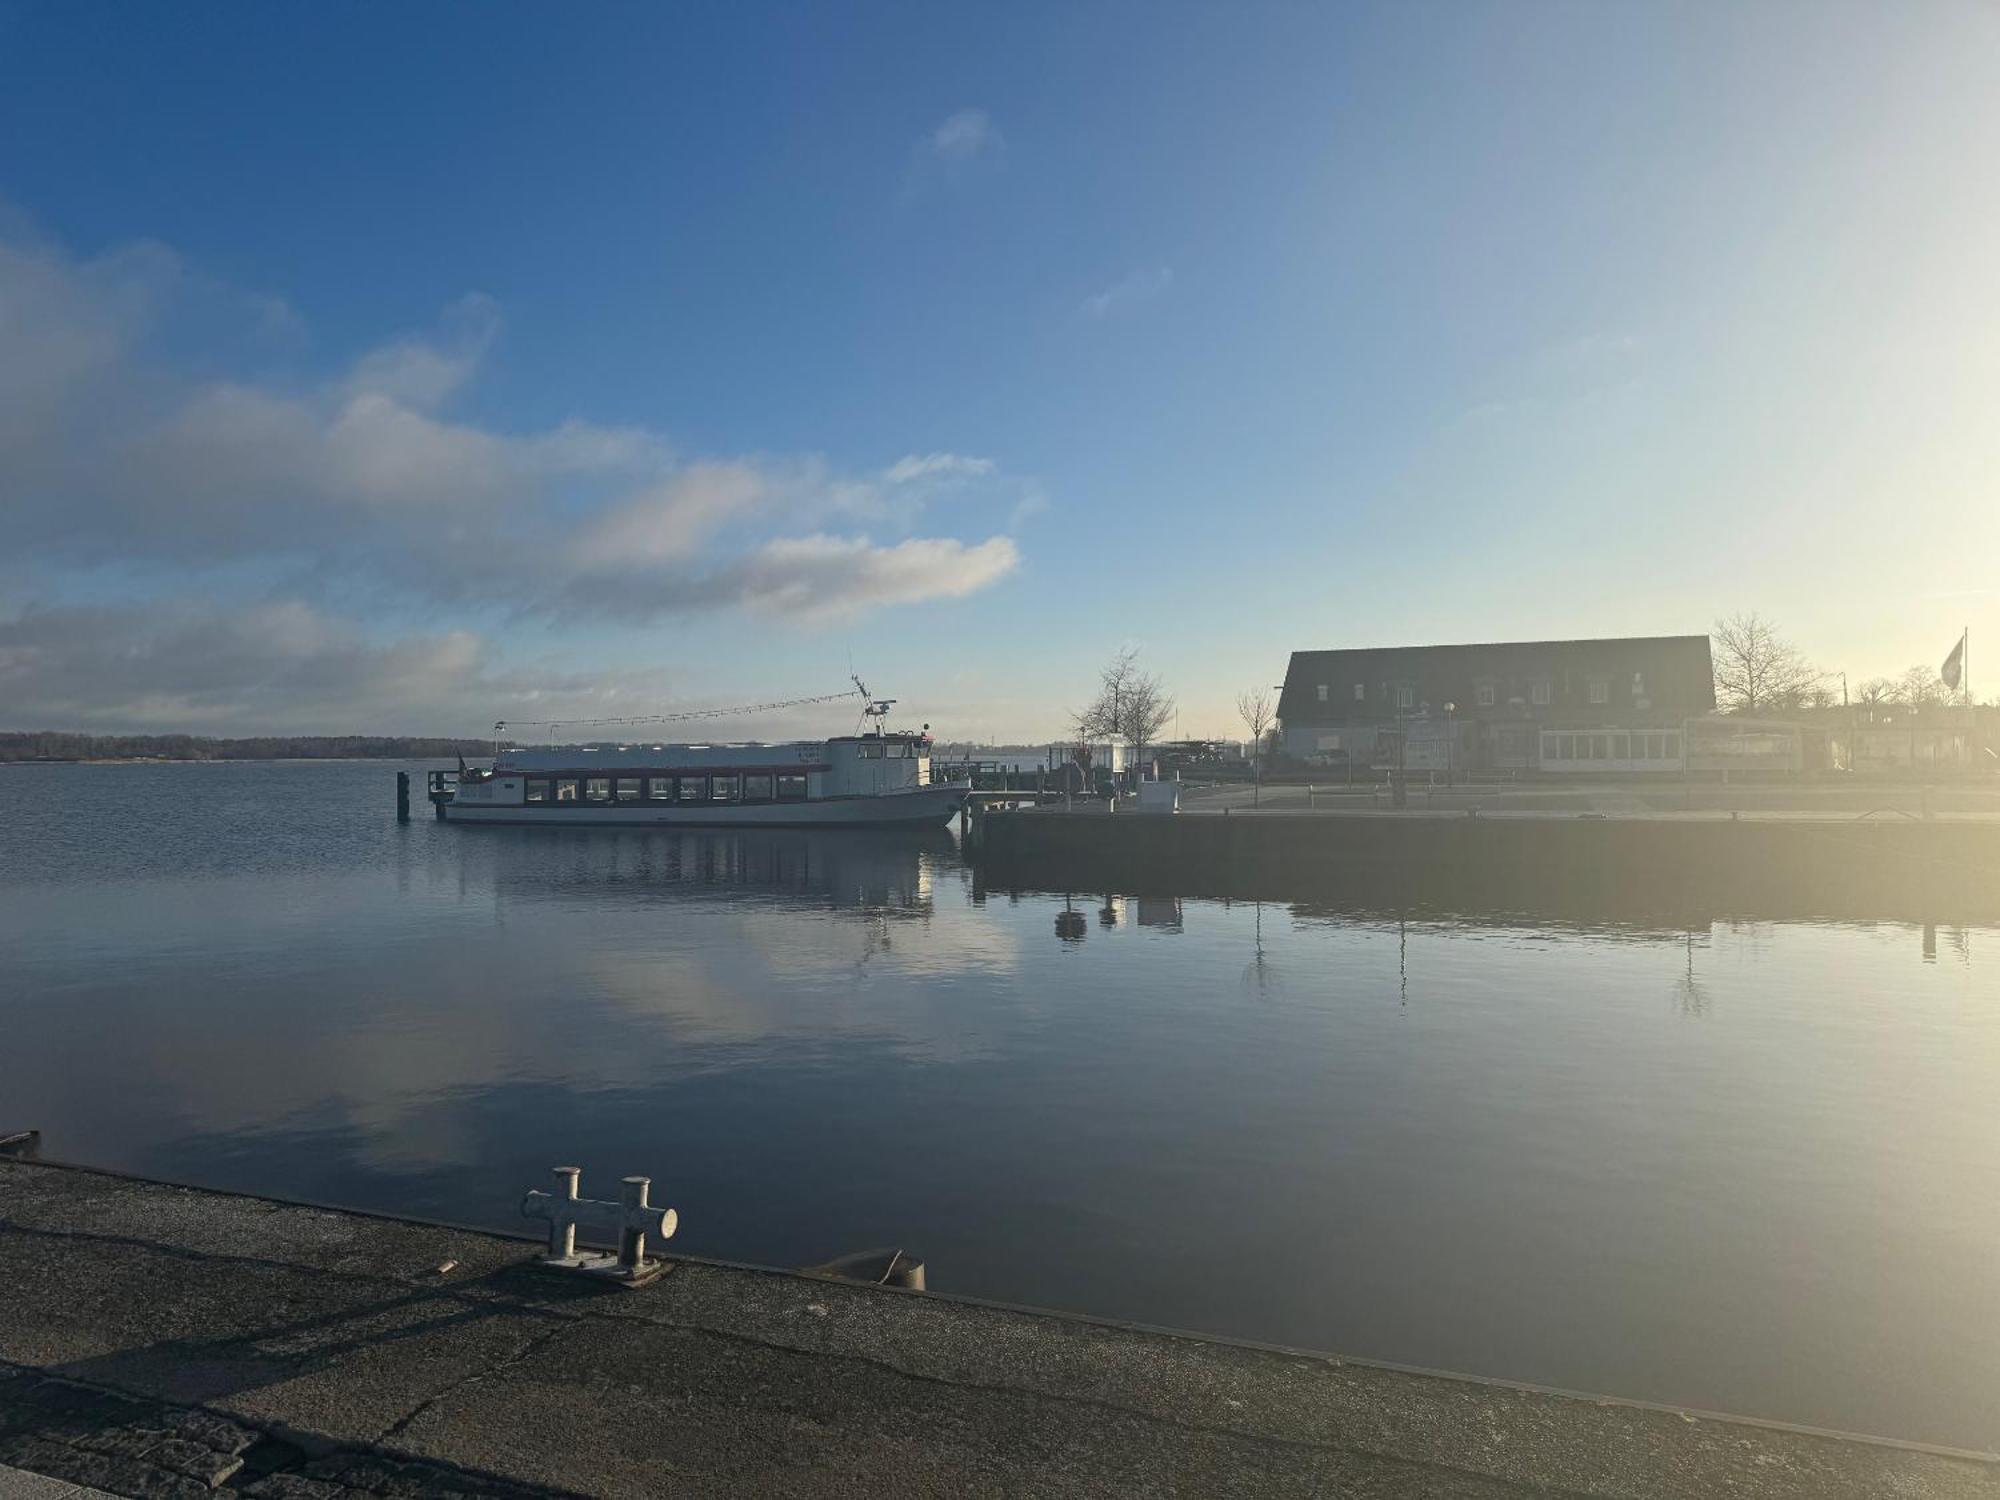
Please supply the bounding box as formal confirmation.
[2,761,1996,1450]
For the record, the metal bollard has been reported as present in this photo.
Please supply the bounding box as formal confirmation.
[522,1165,677,1288]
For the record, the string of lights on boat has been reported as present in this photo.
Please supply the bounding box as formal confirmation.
[494,678,899,742]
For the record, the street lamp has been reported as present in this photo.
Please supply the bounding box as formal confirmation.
[1443,701,1456,787]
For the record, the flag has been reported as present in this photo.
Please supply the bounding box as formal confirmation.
[1941,634,1964,692]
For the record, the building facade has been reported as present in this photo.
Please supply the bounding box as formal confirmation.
[1277,635,1716,773]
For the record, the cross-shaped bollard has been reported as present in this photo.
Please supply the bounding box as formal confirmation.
[521,1167,677,1287]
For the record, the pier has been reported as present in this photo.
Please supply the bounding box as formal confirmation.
[3,1156,1997,1497]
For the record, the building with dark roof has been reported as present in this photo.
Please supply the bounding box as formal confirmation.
[1277,635,1715,772]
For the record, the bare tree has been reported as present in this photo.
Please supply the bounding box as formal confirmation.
[1855,677,1897,711]
[1711,612,1822,715]
[1897,664,1947,710]
[1236,687,1275,805]
[1072,648,1176,776]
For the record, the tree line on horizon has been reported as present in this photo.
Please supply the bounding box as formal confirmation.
[0,732,495,763]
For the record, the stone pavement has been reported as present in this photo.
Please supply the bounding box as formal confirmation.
[4,1158,1998,1498]
[0,1461,116,1499]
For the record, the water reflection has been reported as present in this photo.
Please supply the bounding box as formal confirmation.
[2,762,1998,1451]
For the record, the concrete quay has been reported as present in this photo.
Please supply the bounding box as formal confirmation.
[973,801,2000,922]
[4,1161,1999,1497]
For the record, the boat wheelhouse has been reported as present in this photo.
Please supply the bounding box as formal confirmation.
[438,731,964,828]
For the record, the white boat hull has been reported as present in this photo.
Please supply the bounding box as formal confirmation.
[442,783,966,829]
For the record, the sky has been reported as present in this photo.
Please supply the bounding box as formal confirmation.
[2,1,1998,742]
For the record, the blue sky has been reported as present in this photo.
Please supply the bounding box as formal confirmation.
[3,2,1997,738]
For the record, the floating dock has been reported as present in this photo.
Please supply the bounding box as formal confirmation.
[3,1158,1996,1497]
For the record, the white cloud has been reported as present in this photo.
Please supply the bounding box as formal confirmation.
[1,225,1025,634]
[923,109,1001,163]
[0,598,751,735]
[1081,265,1173,319]
[883,451,994,485]
[341,292,499,409]
[728,533,1019,620]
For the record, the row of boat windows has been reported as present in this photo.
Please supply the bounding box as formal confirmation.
[859,742,923,758]
[1542,732,1682,762]
[522,773,810,805]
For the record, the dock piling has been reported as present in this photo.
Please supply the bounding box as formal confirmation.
[395,770,411,823]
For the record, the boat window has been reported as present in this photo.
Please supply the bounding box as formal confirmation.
[615,777,643,802]
[860,741,885,758]
[554,778,580,802]
[743,773,774,801]
[524,779,548,804]
[645,776,672,800]
[677,775,708,802]
[777,772,808,801]
[711,773,741,803]
[585,777,612,803]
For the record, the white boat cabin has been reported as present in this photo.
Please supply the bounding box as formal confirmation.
[451,732,935,812]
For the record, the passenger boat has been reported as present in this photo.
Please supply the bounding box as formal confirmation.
[437,729,966,828]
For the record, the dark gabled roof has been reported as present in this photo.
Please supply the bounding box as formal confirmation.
[1278,635,1714,722]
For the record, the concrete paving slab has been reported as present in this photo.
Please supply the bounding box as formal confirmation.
[5,1159,1997,1498]
[0,1464,116,1499]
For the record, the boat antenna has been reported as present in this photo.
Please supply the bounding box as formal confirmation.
[852,675,896,735]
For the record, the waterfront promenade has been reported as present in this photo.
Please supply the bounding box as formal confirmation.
[3,1158,1996,1498]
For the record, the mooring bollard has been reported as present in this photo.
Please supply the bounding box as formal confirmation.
[521,1166,677,1287]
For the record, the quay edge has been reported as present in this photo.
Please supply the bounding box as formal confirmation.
[972,807,2000,921]
[2,1159,1997,1498]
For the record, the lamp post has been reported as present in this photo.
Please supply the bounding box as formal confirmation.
[1443,702,1456,787]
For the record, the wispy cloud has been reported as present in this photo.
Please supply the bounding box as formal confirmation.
[922,109,1001,163]
[1081,265,1173,320]
[883,451,994,485]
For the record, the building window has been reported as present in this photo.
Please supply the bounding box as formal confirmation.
[744,773,774,801]
[677,775,708,802]
[1557,734,1574,761]
[524,779,548,804]
[1542,734,1558,761]
[1396,684,1414,709]
[1353,683,1366,701]
[776,772,808,801]
[1532,681,1552,706]
[1317,684,1329,703]
[585,777,612,803]
[711,774,741,802]
[1476,684,1496,708]
[1587,680,1610,705]
[1613,735,1630,760]
[1592,735,1610,759]
[615,777,643,802]
[554,778,579,803]
[1664,733,1681,760]
[646,777,673,800]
